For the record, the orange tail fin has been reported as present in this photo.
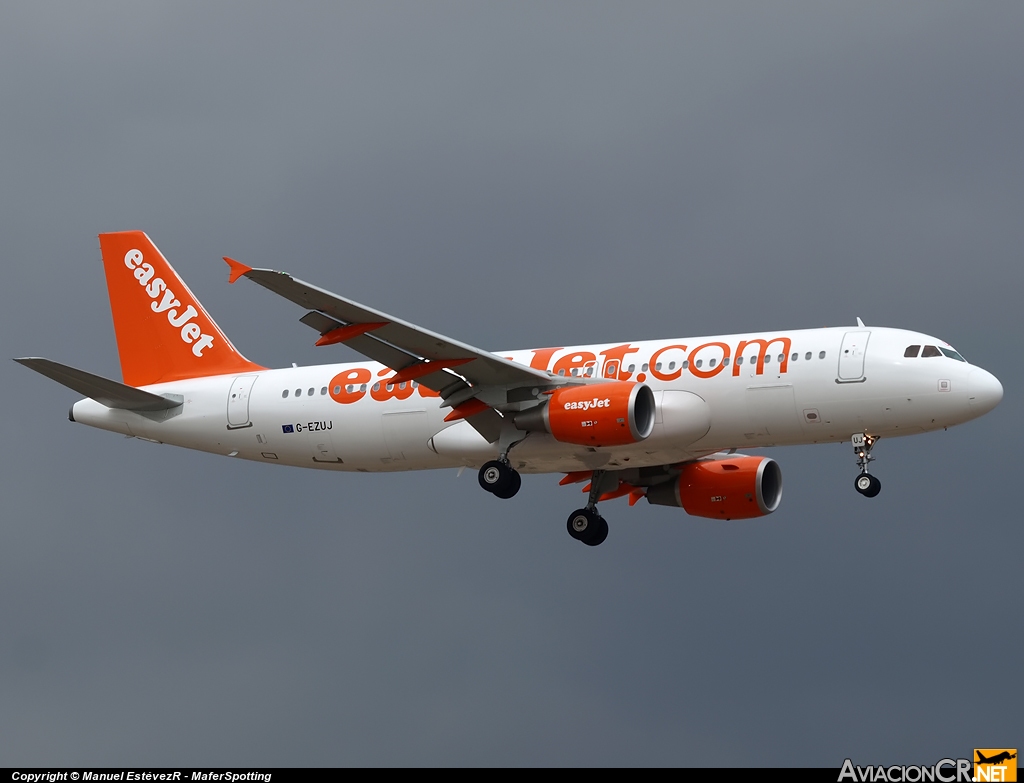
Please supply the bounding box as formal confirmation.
[99,231,263,386]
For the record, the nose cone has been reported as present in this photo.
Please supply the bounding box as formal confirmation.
[968,368,1003,416]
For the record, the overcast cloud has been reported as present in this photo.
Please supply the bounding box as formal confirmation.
[1,2,1021,766]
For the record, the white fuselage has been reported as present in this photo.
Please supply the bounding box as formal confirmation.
[70,326,1002,474]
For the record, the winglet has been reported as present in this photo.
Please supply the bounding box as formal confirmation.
[223,256,252,284]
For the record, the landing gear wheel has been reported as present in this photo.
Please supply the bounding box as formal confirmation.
[567,508,595,540]
[566,508,608,546]
[855,473,881,498]
[493,469,521,499]
[478,460,519,498]
[584,517,609,547]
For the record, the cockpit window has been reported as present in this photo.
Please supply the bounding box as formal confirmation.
[904,345,921,358]
[921,345,942,358]
[939,347,966,362]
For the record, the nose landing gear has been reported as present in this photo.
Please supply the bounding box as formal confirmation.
[852,433,881,497]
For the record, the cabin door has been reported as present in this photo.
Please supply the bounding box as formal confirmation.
[837,331,870,382]
[227,375,258,429]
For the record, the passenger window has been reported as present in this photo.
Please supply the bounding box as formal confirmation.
[722,358,729,366]
[682,360,689,369]
[709,359,716,368]
[764,355,771,363]
[642,363,649,372]
[320,387,327,395]
[558,369,566,376]
[627,364,635,373]
[921,345,942,358]
[777,354,784,362]
[332,385,341,395]
[373,383,381,391]
[399,382,407,390]
[282,390,289,398]
[819,351,826,359]
[295,388,302,397]
[668,361,676,370]
[655,362,662,371]
[791,353,798,362]
[307,388,314,396]
[805,352,811,361]
[737,357,744,365]
[904,345,921,358]
[346,385,353,393]
[695,360,703,368]
[360,384,367,392]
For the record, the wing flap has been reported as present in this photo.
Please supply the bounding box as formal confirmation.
[464,408,503,443]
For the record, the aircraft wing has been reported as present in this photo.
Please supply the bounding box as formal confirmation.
[225,258,566,442]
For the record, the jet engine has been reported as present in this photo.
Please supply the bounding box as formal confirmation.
[646,455,782,519]
[515,382,655,447]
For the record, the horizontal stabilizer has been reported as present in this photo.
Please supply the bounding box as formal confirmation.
[14,358,182,411]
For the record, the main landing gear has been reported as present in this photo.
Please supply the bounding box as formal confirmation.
[478,459,521,499]
[477,424,527,499]
[566,470,610,547]
[475,422,611,545]
[852,433,881,498]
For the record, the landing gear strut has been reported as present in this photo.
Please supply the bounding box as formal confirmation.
[852,433,881,498]
[566,470,610,546]
[477,422,526,499]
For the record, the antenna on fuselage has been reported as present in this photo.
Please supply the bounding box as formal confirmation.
[856,317,866,327]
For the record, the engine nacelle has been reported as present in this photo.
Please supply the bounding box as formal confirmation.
[515,382,655,447]
[646,456,782,519]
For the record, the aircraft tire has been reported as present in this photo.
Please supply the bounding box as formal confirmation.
[855,474,881,498]
[479,460,512,495]
[493,469,521,499]
[583,516,609,547]
[567,508,600,542]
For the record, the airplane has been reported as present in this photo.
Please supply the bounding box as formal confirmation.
[977,752,1016,765]
[15,231,1003,546]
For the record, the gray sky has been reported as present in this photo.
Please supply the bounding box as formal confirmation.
[1,1,1021,766]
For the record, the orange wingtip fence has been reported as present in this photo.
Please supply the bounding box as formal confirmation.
[223,256,252,284]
